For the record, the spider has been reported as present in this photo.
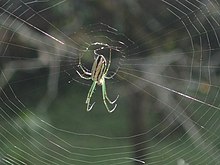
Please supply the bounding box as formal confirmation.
[76,48,119,113]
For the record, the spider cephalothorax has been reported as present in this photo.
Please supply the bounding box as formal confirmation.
[76,49,119,112]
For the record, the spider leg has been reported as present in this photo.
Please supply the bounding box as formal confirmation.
[76,58,91,80]
[102,79,119,104]
[105,72,117,79]
[107,94,119,104]
[105,48,112,74]
[86,81,97,111]
[78,65,91,76]
[77,55,92,76]
[104,49,117,79]
[102,79,118,113]
[76,70,91,80]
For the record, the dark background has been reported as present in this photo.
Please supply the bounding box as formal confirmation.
[1,0,220,164]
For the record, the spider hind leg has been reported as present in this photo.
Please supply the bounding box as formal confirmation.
[102,80,119,113]
[86,82,97,111]
[87,102,95,111]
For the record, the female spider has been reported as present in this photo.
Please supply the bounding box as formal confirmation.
[76,48,119,113]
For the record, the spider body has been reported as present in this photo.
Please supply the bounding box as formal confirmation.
[76,49,119,112]
[91,55,107,85]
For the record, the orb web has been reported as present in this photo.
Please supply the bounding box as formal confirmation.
[0,0,220,165]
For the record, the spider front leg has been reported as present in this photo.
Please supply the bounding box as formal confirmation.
[76,56,92,80]
[86,81,97,111]
[76,70,91,80]
[102,79,119,113]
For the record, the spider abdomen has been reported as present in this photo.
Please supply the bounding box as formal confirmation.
[91,55,107,85]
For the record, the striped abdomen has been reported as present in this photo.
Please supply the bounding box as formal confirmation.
[91,55,107,85]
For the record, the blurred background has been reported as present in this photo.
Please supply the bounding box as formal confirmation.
[1,0,220,164]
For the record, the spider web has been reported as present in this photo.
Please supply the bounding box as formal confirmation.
[0,0,220,164]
